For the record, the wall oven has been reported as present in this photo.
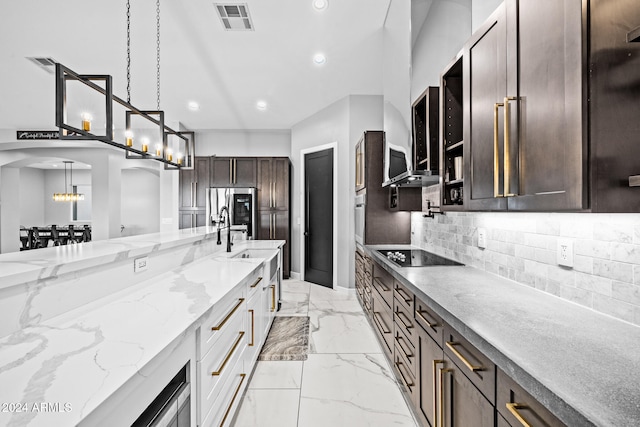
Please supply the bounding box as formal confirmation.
[355,193,365,245]
[207,187,257,239]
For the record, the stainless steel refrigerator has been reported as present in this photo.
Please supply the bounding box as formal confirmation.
[206,187,257,239]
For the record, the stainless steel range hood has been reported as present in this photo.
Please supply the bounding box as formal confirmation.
[382,169,440,187]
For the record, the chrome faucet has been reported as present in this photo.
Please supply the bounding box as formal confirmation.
[217,206,232,252]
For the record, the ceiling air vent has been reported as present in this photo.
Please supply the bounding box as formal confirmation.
[26,57,57,74]
[214,3,254,31]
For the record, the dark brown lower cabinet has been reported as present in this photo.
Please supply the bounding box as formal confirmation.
[497,368,565,427]
[371,290,393,359]
[358,260,568,427]
[442,354,494,427]
[417,324,442,426]
[257,211,290,278]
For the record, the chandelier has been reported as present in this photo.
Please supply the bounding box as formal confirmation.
[54,0,194,170]
[52,161,85,202]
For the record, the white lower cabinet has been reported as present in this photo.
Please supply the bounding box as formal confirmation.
[202,352,247,427]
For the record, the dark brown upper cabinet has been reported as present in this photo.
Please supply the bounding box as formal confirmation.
[412,86,439,174]
[211,157,257,187]
[464,0,585,211]
[440,54,465,210]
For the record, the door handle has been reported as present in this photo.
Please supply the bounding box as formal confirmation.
[493,102,505,198]
[503,96,518,197]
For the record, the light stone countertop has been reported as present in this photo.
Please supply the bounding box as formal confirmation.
[0,237,283,427]
[365,244,640,427]
[0,226,227,291]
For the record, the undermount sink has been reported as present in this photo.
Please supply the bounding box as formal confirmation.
[232,248,278,259]
[377,249,463,267]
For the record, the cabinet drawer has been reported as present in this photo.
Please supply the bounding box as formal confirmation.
[497,368,566,427]
[200,289,246,356]
[199,311,246,417]
[372,262,393,309]
[394,280,414,313]
[201,354,246,427]
[394,343,417,401]
[394,296,416,342]
[443,324,495,404]
[394,328,416,380]
[371,291,393,357]
[414,297,443,347]
[246,272,264,301]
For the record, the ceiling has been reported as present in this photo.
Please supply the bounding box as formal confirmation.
[0,0,392,132]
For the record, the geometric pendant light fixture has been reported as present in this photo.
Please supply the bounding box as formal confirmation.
[52,161,84,202]
[54,0,194,170]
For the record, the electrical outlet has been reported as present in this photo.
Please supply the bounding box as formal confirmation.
[134,256,148,273]
[557,238,574,268]
[477,228,487,249]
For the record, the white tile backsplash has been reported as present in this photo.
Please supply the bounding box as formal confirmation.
[413,186,640,326]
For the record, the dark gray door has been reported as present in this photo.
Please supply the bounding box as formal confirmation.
[304,148,333,288]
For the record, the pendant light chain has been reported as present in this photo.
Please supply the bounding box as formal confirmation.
[126,0,131,104]
[156,0,161,111]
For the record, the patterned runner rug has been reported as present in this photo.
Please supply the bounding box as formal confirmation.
[258,316,310,361]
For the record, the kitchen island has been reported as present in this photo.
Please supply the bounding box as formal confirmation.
[361,244,640,427]
[0,227,284,426]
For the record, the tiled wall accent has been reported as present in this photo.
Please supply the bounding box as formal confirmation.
[412,186,640,326]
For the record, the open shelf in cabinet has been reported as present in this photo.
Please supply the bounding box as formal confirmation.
[440,53,464,209]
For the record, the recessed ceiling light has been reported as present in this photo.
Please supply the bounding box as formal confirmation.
[313,53,326,65]
[188,101,200,111]
[256,100,267,111]
[313,0,328,10]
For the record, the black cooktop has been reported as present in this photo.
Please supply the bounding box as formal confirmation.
[377,249,463,267]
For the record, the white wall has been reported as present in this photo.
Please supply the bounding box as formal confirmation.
[194,130,291,157]
[291,95,383,288]
[121,169,160,237]
[411,0,472,100]
[472,0,503,33]
[19,167,45,226]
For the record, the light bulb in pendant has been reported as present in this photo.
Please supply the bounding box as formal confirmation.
[81,112,92,131]
[141,137,150,153]
[125,130,134,147]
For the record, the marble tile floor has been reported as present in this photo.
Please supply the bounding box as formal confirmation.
[232,279,419,427]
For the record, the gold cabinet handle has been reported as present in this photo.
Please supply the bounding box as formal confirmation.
[270,284,276,311]
[432,360,444,426]
[395,360,414,388]
[494,102,505,198]
[250,277,263,288]
[219,373,246,427]
[445,341,483,372]
[248,309,255,346]
[271,181,275,208]
[395,309,413,330]
[395,333,413,359]
[395,286,412,304]
[503,96,518,197]
[194,182,198,206]
[229,159,233,184]
[506,403,532,427]
[416,308,438,329]
[373,277,389,293]
[373,311,391,334]
[233,159,237,184]
[439,367,452,427]
[212,331,245,375]
[212,298,245,330]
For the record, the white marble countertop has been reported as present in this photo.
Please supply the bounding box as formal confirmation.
[0,226,228,291]
[365,244,640,427]
[0,237,283,427]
